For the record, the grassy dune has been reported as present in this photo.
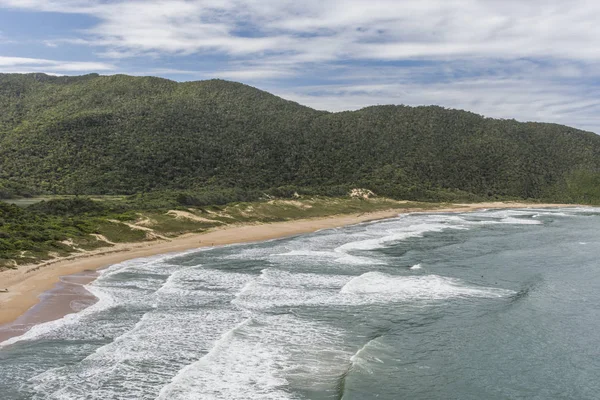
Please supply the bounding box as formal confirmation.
[0,195,436,269]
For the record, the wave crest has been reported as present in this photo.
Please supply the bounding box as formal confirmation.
[341,272,514,301]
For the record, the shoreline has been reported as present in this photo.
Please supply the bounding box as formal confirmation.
[0,270,99,343]
[0,202,582,338]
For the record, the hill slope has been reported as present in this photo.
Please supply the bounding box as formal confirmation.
[1,73,599,203]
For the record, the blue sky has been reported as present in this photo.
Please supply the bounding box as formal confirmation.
[1,0,600,133]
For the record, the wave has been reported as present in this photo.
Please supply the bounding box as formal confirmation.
[232,268,349,310]
[25,265,254,398]
[266,214,480,268]
[231,210,555,271]
[0,256,245,347]
[0,284,117,349]
[465,209,550,225]
[155,318,286,400]
[158,314,349,400]
[337,334,390,399]
[272,249,386,266]
[327,216,471,268]
[349,336,386,372]
[340,272,515,302]
[334,222,450,253]
[232,268,514,311]
[155,266,253,308]
[499,217,542,225]
[29,309,245,399]
[507,275,544,305]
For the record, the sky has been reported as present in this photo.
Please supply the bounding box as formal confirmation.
[1,0,600,133]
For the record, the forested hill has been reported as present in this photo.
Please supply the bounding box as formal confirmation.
[1,72,599,203]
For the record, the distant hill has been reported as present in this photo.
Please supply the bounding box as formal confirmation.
[1,73,599,203]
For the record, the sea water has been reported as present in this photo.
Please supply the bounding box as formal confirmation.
[1,208,599,399]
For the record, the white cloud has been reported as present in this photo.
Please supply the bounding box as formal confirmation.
[0,56,115,72]
[3,0,599,62]
[212,67,294,80]
[3,0,600,65]
[1,0,600,131]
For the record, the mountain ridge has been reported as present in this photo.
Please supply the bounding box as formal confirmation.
[7,72,600,132]
[1,72,599,203]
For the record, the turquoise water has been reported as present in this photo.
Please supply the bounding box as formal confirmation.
[1,208,599,399]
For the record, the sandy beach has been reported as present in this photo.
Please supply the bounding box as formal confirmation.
[0,202,580,337]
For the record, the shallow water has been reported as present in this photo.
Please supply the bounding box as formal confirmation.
[1,208,599,399]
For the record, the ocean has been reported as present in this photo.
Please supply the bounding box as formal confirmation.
[1,207,599,399]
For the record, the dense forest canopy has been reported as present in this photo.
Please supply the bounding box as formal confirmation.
[1,72,599,203]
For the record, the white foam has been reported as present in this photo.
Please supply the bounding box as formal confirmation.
[265,215,476,268]
[410,263,422,270]
[257,268,348,288]
[158,315,349,400]
[524,207,596,217]
[340,272,514,301]
[470,209,533,219]
[233,268,515,311]
[273,249,386,266]
[26,266,254,398]
[0,284,117,348]
[233,269,349,310]
[499,217,542,225]
[335,254,385,265]
[349,337,387,374]
[563,206,600,214]
[155,267,253,308]
[274,250,338,258]
[0,254,249,347]
[29,309,246,399]
[334,219,467,256]
[156,318,289,400]
[5,265,236,348]
[99,251,198,276]
[465,209,544,225]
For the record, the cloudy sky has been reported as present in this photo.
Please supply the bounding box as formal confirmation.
[1,0,599,132]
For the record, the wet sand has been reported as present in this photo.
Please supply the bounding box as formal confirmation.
[0,202,581,343]
[0,270,99,343]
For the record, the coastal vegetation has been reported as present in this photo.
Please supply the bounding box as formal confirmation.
[0,194,427,269]
[1,72,600,267]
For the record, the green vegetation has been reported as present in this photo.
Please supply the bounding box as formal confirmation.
[1,72,599,267]
[0,179,38,199]
[0,201,97,267]
[1,73,599,203]
[0,195,427,269]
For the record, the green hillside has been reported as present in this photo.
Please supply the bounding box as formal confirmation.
[1,73,599,203]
